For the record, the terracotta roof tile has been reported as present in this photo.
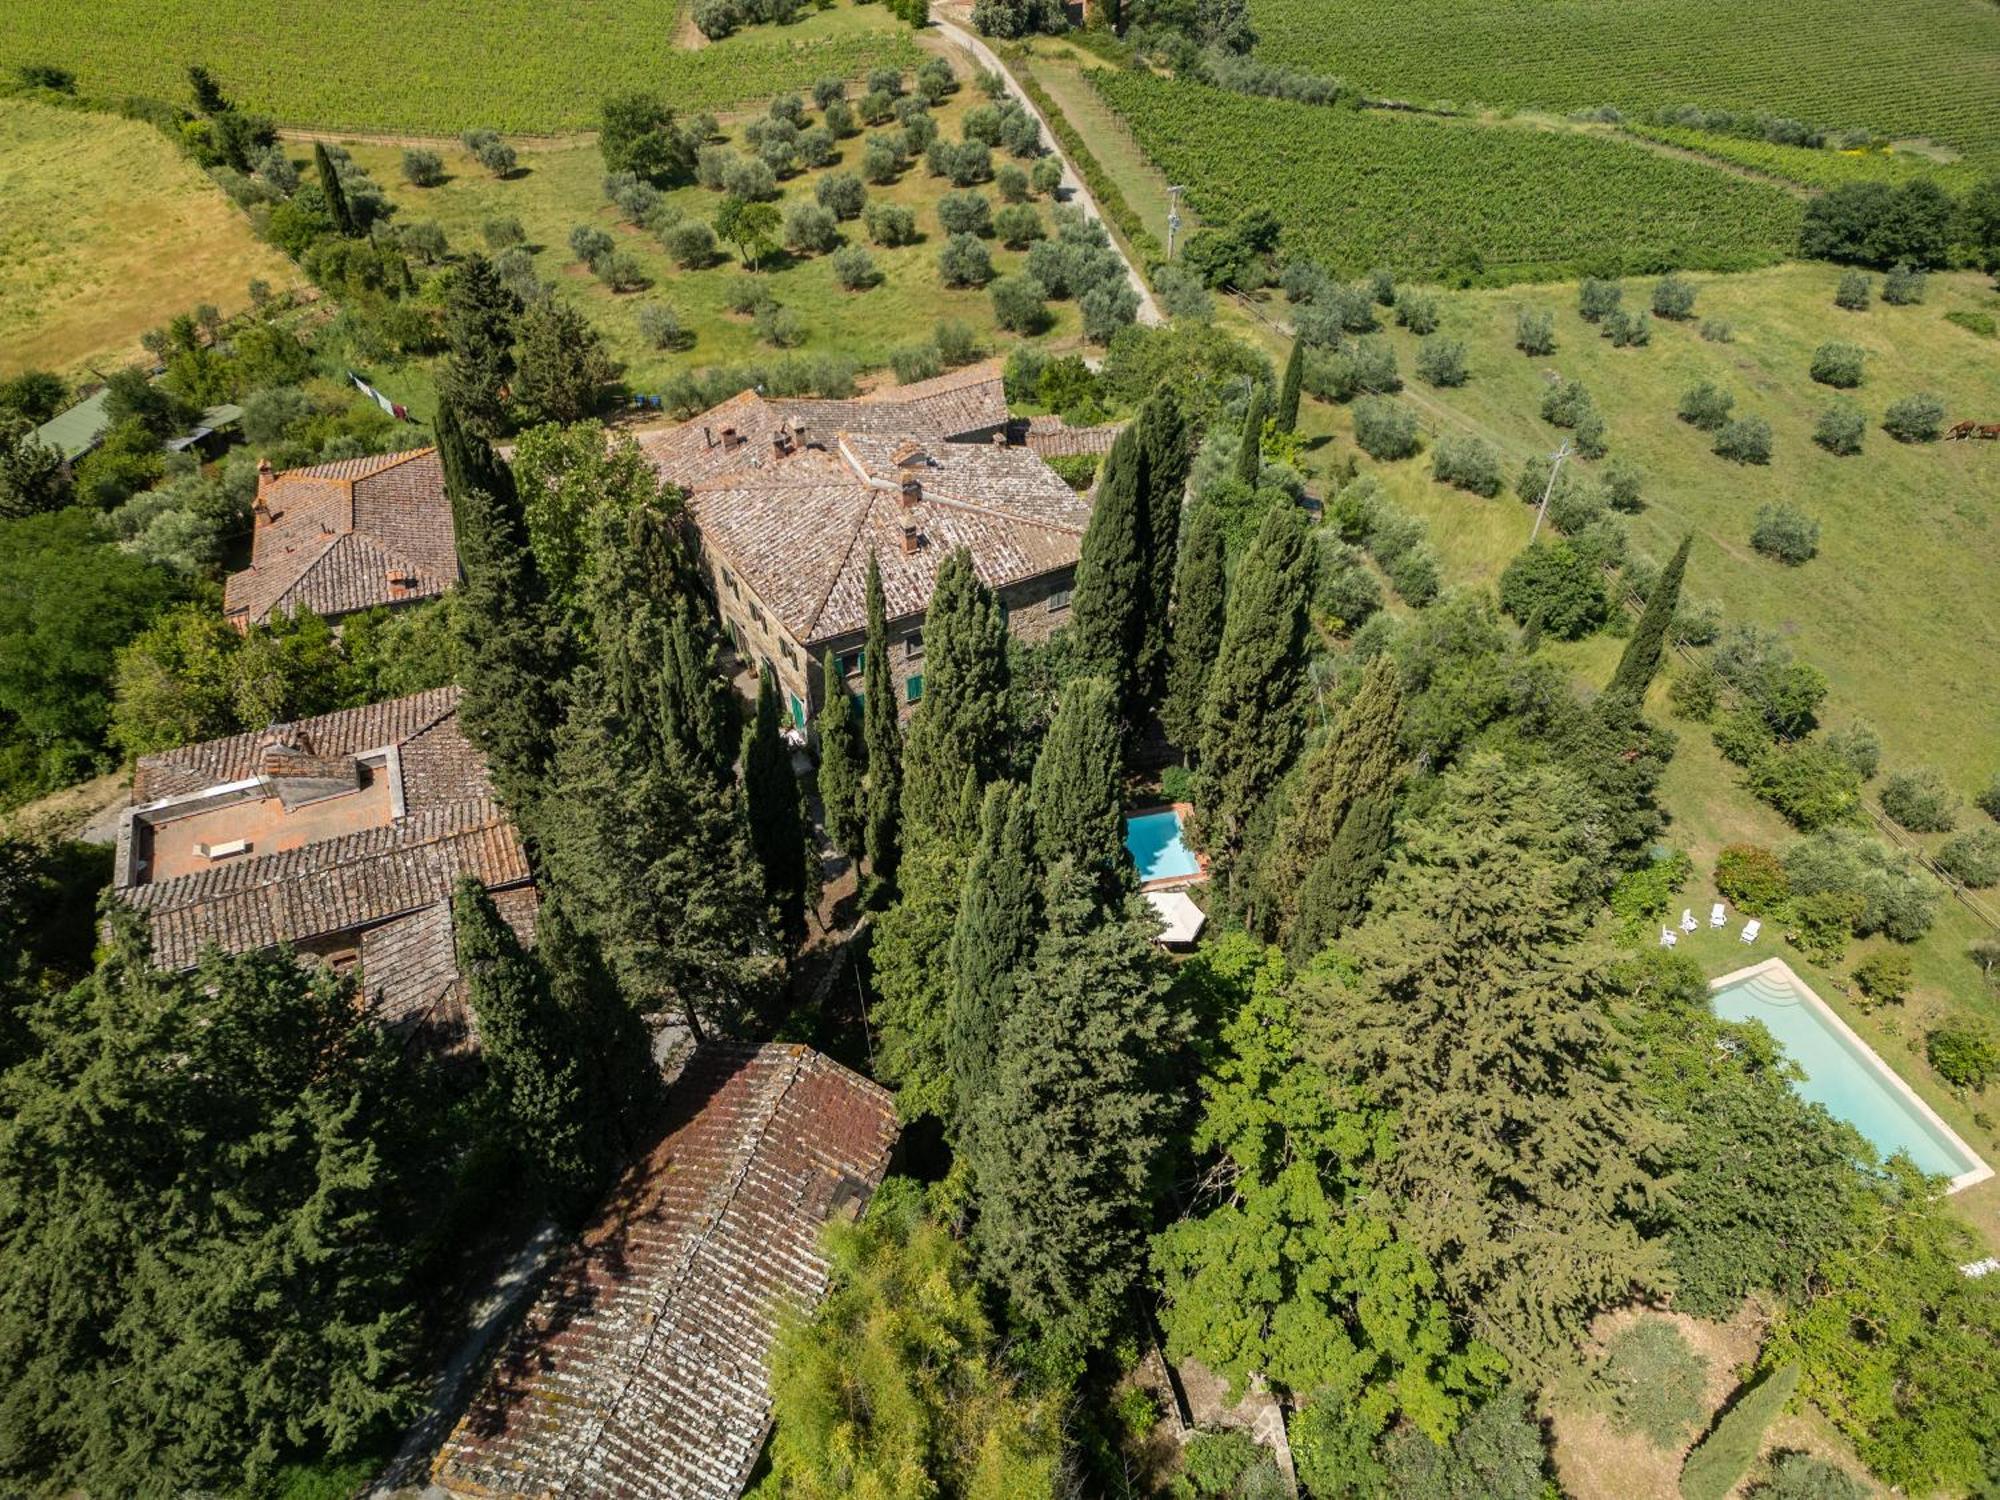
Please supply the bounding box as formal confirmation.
[1025,414,1127,457]
[434,1043,898,1500]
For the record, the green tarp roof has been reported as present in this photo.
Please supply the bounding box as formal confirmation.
[33,388,111,461]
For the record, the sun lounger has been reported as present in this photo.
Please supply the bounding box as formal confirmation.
[1680,908,1698,932]
[1740,918,1761,944]
[1710,902,1727,927]
[1660,926,1679,948]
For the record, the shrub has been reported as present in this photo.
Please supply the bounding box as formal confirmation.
[1352,398,1418,461]
[864,203,918,246]
[1031,156,1063,196]
[1881,767,1958,831]
[1978,775,2000,823]
[1713,416,1772,464]
[1751,504,1818,565]
[1578,276,1623,322]
[1312,538,1382,631]
[1945,308,1995,339]
[569,223,614,266]
[1414,336,1468,387]
[614,180,663,224]
[989,273,1049,333]
[693,0,742,38]
[1755,1452,1870,1500]
[937,190,993,237]
[636,302,687,350]
[1698,318,1734,342]
[1600,1321,1708,1450]
[891,343,943,384]
[482,216,526,250]
[1573,409,1610,458]
[937,233,994,288]
[1678,1365,1799,1500]
[1747,738,1864,831]
[782,200,839,255]
[1081,282,1141,343]
[1669,668,1720,721]
[663,220,718,268]
[934,319,980,366]
[1678,381,1734,431]
[725,275,775,316]
[696,144,736,190]
[1431,434,1501,496]
[989,203,1041,250]
[1853,950,1914,1005]
[1546,481,1608,534]
[1824,722,1881,781]
[1786,827,1941,941]
[463,129,517,177]
[1541,378,1595,429]
[1603,460,1643,512]
[1606,309,1652,347]
[1394,289,1440,334]
[594,250,648,291]
[1929,1027,2000,1090]
[401,147,444,186]
[753,303,805,348]
[831,244,879,290]
[723,157,779,201]
[1937,828,2000,888]
[1809,342,1864,388]
[1515,308,1556,355]
[1499,539,1608,638]
[1813,401,1866,455]
[1652,275,1697,320]
[1882,392,1945,442]
[1834,270,1871,310]
[1716,844,1789,912]
[1881,263,1925,305]
[1611,851,1694,942]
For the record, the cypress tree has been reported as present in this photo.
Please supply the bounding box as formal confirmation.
[439,253,521,441]
[816,649,865,860]
[1028,675,1124,883]
[1605,532,1692,711]
[1276,339,1304,433]
[744,667,811,953]
[1195,503,1312,869]
[1135,393,1192,695]
[969,857,1182,1348]
[1288,789,1394,962]
[535,887,659,1163]
[862,553,902,887]
[1234,385,1268,486]
[947,781,1038,1128]
[315,141,356,236]
[898,548,1009,850]
[1678,1365,1800,1500]
[1161,494,1225,752]
[1065,423,1149,719]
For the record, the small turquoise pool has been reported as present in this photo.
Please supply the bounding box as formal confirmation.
[1126,809,1200,883]
[1712,963,1986,1187]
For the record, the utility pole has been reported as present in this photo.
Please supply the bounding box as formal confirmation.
[1529,440,1572,542]
[1166,184,1184,260]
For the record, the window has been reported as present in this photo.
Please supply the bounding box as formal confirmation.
[836,648,865,678]
[789,693,808,729]
[904,629,924,662]
[1048,587,1073,612]
[780,639,799,668]
[906,674,925,704]
[750,604,766,631]
[720,567,739,598]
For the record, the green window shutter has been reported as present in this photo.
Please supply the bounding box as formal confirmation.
[906,674,924,703]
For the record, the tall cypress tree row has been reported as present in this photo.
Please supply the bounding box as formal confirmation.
[1065,423,1149,719]
[946,781,1038,1130]
[862,553,902,887]
[1195,503,1312,872]
[1135,394,1192,696]
[898,548,1009,850]
[1275,340,1304,434]
[1161,494,1226,752]
[1604,532,1692,711]
[744,668,811,953]
[1234,386,1268,487]
[816,649,865,861]
[1028,674,1124,884]
[534,887,659,1165]
[1287,789,1394,962]
[968,857,1182,1348]
[314,141,356,236]
[439,253,521,441]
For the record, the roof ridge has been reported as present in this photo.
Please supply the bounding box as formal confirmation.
[916,485,1088,537]
[799,487,882,642]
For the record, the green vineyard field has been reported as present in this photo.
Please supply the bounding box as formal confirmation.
[1625,126,1987,194]
[1249,0,2000,164]
[1092,73,1803,283]
[0,2,920,134]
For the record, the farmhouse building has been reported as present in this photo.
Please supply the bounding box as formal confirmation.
[112,686,532,1052]
[432,1041,899,1500]
[639,363,1098,727]
[224,446,458,628]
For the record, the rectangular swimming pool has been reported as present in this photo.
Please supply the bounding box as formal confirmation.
[1125,808,1201,884]
[1710,960,1991,1192]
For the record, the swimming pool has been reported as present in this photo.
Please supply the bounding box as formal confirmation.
[1126,808,1201,884]
[1710,960,1991,1192]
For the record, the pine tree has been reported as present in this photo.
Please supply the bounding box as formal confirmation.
[969,858,1182,1348]
[1135,393,1192,696]
[947,781,1038,1128]
[1161,494,1225,752]
[744,667,811,953]
[1234,386,1268,486]
[1276,340,1304,433]
[452,879,598,1212]
[898,548,1009,850]
[1029,675,1123,883]
[315,141,356,236]
[1065,423,1149,719]
[816,649,865,860]
[862,553,902,887]
[1261,654,1404,942]
[439,254,521,440]
[1196,502,1312,870]
[1605,532,1692,711]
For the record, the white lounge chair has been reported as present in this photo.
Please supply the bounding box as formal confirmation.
[1740,918,1761,944]
[1680,908,1698,933]
[1660,926,1679,948]
[1710,902,1727,927]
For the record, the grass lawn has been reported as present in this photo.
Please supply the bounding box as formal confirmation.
[0,98,300,380]
[338,71,1080,401]
[0,2,921,135]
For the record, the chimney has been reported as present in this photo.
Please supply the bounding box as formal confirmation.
[900,475,921,510]
[254,456,274,516]
[901,522,920,557]
[721,425,739,450]
[790,416,808,446]
[771,428,790,459]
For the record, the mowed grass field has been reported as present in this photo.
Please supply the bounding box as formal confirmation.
[340,78,1078,398]
[0,98,300,379]
[0,3,919,134]
[1250,0,2000,164]
[1092,72,1803,283]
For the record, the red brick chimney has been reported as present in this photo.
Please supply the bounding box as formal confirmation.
[253,457,274,519]
[900,475,921,509]
[900,522,920,556]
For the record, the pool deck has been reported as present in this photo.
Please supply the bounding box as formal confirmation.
[1712,957,1994,1195]
[1131,802,1210,892]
